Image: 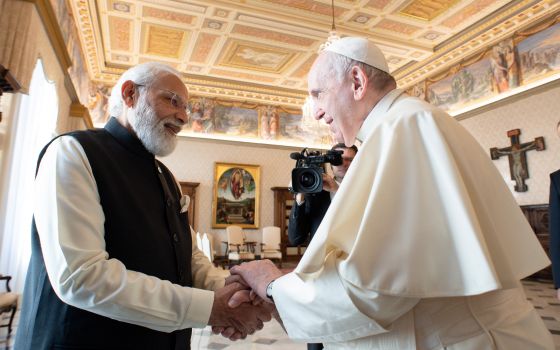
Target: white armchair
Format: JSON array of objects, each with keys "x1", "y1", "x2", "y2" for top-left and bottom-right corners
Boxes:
[
  {"x1": 261, "y1": 226, "x2": 282, "y2": 267},
  {"x1": 226, "y1": 225, "x2": 255, "y2": 265}
]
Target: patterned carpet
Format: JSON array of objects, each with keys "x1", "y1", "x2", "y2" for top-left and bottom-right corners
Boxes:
[{"x1": 2, "y1": 279, "x2": 560, "y2": 349}]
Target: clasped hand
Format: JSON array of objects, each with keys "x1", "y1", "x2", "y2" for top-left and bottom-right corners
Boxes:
[{"x1": 210, "y1": 260, "x2": 284, "y2": 341}]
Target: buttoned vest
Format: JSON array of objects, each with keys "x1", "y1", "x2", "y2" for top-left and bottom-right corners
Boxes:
[{"x1": 16, "y1": 118, "x2": 193, "y2": 350}]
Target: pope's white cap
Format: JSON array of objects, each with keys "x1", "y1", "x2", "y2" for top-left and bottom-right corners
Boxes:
[{"x1": 324, "y1": 37, "x2": 389, "y2": 74}]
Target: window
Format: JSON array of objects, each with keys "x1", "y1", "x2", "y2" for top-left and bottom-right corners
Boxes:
[{"x1": 0, "y1": 59, "x2": 58, "y2": 292}]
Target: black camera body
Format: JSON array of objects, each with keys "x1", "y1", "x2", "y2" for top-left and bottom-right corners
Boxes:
[{"x1": 290, "y1": 148, "x2": 343, "y2": 194}]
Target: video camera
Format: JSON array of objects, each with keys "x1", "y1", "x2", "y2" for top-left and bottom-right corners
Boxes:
[{"x1": 290, "y1": 148, "x2": 343, "y2": 194}]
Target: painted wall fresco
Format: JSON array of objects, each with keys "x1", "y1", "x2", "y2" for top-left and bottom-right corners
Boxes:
[
  {"x1": 421, "y1": 16, "x2": 560, "y2": 114},
  {"x1": 428, "y1": 57, "x2": 495, "y2": 110},
  {"x1": 183, "y1": 98, "x2": 331, "y2": 148},
  {"x1": 518, "y1": 21, "x2": 560, "y2": 85}
]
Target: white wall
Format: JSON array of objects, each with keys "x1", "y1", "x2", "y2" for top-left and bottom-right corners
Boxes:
[
  {"x1": 160, "y1": 138, "x2": 298, "y2": 254},
  {"x1": 460, "y1": 81, "x2": 560, "y2": 205}
]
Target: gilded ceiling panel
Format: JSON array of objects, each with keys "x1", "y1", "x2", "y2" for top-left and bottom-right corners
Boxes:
[
  {"x1": 366, "y1": 0, "x2": 392, "y2": 10},
  {"x1": 231, "y1": 25, "x2": 315, "y2": 46},
  {"x1": 68, "y1": 0, "x2": 558, "y2": 109},
  {"x1": 259, "y1": 0, "x2": 345, "y2": 16},
  {"x1": 142, "y1": 24, "x2": 188, "y2": 58},
  {"x1": 142, "y1": 6, "x2": 195, "y2": 25},
  {"x1": 210, "y1": 69, "x2": 277, "y2": 83},
  {"x1": 375, "y1": 19, "x2": 422, "y2": 35},
  {"x1": 111, "y1": 54, "x2": 130, "y2": 63},
  {"x1": 138, "y1": 57, "x2": 180, "y2": 70},
  {"x1": 290, "y1": 54, "x2": 317, "y2": 79},
  {"x1": 108, "y1": 16, "x2": 131, "y2": 51},
  {"x1": 190, "y1": 33, "x2": 219, "y2": 63},
  {"x1": 219, "y1": 40, "x2": 298, "y2": 73},
  {"x1": 441, "y1": 0, "x2": 496, "y2": 28},
  {"x1": 399, "y1": 0, "x2": 460, "y2": 21}
]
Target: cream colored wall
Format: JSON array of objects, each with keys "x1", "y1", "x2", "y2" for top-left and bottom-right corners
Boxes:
[
  {"x1": 460, "y1": 81, "x2": 560, "y2": 206},
  {"x1": 160, "y1": 138, "x2": 297, "y2": 255}
]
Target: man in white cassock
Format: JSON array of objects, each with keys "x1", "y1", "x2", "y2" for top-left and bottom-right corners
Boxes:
[{"x1": 226, "y1": 37, "x2": 554, "y2": 349}]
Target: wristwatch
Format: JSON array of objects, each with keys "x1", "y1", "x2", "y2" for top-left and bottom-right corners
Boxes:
[{"x1": 266, "y1": 280, "x2": 275, "y2": 301}]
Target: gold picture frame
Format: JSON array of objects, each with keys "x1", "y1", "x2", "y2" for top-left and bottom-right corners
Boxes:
[{"x1": 212, "y1": 162, "x2": 260, "y2": 229}]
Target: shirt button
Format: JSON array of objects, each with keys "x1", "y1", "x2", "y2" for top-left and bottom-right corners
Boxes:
[
  {"x1": 166, "y1": 198, "x2": 172, "y2": 207},
  {"x1": 173, "y1": 233, "x2": 179, "y2": 242}
]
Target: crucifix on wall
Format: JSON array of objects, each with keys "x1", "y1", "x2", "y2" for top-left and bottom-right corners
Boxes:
[{"x1": 490, "y1": 129, "x2": 545, "y2": 192}]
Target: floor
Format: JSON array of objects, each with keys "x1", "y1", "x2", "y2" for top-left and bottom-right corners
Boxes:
[{"x1": 1, "y1": 279, "x2": 560, "y2": 349}]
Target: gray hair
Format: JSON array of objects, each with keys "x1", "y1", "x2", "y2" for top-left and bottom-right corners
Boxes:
[
  {"x1": 108, "y1": 62, "x2": 182, "y2": 117},
  {"x1": 324, "y1": 51, "x2": 396, "y2": 91}
]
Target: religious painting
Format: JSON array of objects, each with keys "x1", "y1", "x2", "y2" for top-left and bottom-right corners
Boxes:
[
  {"x1": 182, "y1": 98, "x2": 332, "y2": 149},
  {"x1": 489, "y1": 38, "x2": 519, "y2": 93},
  {"x1": 258, "y1": 105, "x2": 279, "y2": 140},
  {"x1": 219, "y1": 39, "x2": 296, "y2": 73},
  {"x1": 212, "y1": 163, "x2": 260, "y2": 229},
  {"x1": 280, "y1": 111, "x2": 332, "y2": 147},
  {"x1": 426, "y1": 58, "x2": 494, "y2": 111},
  {"x1": 185, "y1": 98, "x2": 259, "y2": 137},
  {"x1": 517, "y1": 21, "x2": 560, "y2": 85},
  {"x1": 406, "y1": 81, "x2": 426, "y2": 100}
]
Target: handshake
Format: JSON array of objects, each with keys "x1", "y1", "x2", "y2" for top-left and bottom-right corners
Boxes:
[{"x1": 208, "y1": 259, "x2": 285, "y2": 340}]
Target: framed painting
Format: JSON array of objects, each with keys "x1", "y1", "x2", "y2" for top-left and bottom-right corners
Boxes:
[{"x1": 212, "y1": 162, "x2": 260, "y2": 229}]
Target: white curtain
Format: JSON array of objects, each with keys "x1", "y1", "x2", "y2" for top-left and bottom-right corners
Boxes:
[{"x1": 0, "y1": 59, "x2": 58, "y2": 292}]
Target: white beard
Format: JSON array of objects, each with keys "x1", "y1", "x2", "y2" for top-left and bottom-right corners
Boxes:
[{"x1": 128, "y1": 95, "x2": 178, "y2": 156}]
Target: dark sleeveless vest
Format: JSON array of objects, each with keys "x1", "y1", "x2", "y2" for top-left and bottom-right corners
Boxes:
[{"x1": 15, "y1": 118, "x2": 193, "y2": 350}]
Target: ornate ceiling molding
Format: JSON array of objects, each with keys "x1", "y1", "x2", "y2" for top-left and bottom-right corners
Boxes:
[{"x1": 395, "y1": 0, "x2": 559, "y2": 87}]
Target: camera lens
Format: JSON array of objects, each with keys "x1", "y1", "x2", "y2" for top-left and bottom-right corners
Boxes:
[
  {"x1": 292, "y1": 168, "x2": 322, "y2": 193},
  {"x1": 300, "y1": 172, "x2": 316, "y2": 187}
]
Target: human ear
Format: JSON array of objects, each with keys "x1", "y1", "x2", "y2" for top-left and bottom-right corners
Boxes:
[
  {"x1": 121, "y1": 80, "x2": 137, "y2": 108},
  {"x1": 350, "y1": 66, "x2": 368, "y2": 100}
]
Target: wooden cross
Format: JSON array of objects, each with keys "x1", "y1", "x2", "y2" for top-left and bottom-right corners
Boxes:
[{"x1": 490, "y1": 129, "x2": 545, "y2": 192}]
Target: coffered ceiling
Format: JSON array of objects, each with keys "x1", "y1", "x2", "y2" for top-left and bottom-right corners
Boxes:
[{"x1": 70, "y1": 0, "x2": 560, "y2": 108}]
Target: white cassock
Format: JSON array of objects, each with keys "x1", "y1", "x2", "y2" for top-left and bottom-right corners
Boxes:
[{"x1": 272, "y1": 89, "x2": 553, "y2": 349}]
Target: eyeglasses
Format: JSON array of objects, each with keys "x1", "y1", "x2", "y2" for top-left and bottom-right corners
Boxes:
[{"x1": 135, "y1": 83, "x2": 188, "y2": 113}]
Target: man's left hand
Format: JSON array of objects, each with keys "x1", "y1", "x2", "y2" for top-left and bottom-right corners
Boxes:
[{"x1": 229, "y1": 260, "x2": 284, "y2": 302}]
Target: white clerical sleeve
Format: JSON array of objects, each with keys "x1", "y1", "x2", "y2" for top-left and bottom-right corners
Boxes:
[
  {"x1": 34, "y1": 136, "x2": 214, "y2": 332},
  {"x1": 272, "y1": 251, "x2": 419, "y2": 343}
]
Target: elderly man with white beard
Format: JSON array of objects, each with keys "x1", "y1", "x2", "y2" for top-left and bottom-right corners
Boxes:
[{"x1": 15, "y1": 62, "x2": 272, "y2": 350}]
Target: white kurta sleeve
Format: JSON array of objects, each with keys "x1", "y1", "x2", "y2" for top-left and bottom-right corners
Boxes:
[
  {"x1": 272, "y1": 251, "x2": 419, "y2": 343},
  {"x1": 34, "y1": 136, "x2": 214, "y2": 332},
  {"x1": 190, "y1": 227, "x2": 228, "y2": 291}
]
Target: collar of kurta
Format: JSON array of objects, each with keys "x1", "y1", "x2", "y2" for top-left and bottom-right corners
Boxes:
[
  {"x1": 356, "y1": 89, "x2": 405, "y2": 143},
  {"x1": 105, "y1": 117, "x2": 155, "y2": 160}
]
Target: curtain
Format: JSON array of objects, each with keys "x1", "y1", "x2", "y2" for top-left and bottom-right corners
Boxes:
[
  {"x1": 0, "y1": 0, "x2": 40, "y2": 93},
  {"x1": 0, "y1": 59, "x2": 58, "y2": 292}
]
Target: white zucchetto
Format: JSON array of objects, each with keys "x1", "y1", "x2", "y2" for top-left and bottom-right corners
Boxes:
[{"x1": 324, "y1": 37, "x2": 390, "y2": 74}]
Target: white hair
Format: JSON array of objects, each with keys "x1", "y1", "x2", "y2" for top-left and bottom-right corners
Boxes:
[{"x1": 108, "y1": 62, "x2": 181, "y2": 118}]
